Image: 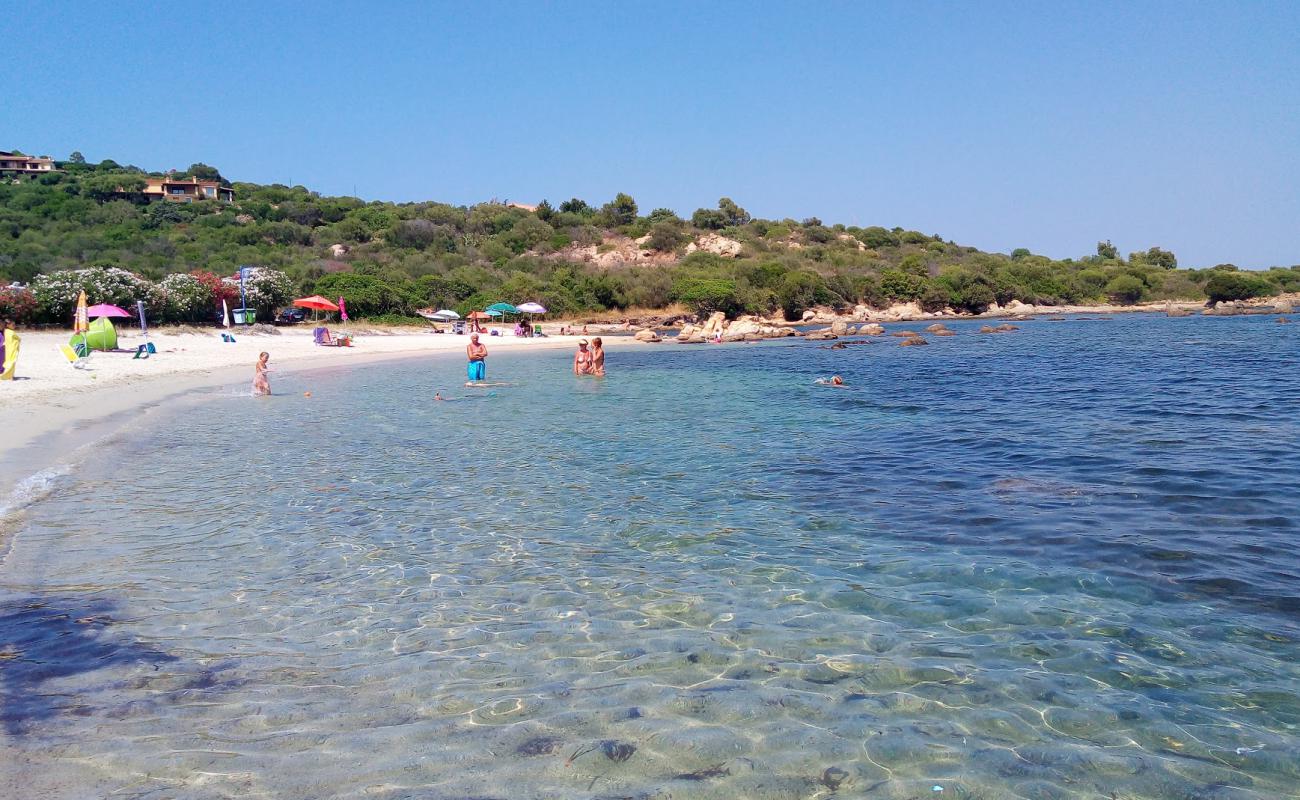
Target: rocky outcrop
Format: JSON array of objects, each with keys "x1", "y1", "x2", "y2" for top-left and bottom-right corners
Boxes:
[
  {"x1": 979, "y1": 324, "x2": 1021, "y2": 333},
  {"x1": 699, "y1": 312, "x2": 727, "y2": 339},
  {"x1": 859, "y1": 323, "x2": 884, "y2": 336},
  {"x1": 899, "y1": 336, "x2": 928, "y2": 346},
  {"x1": 684, "y1": 233, "x2": 743, "y2": 258},
  {"x1": 805, "y1": 330, "x2": 838, "y2": 341},
  {"x1": 328, "y1": 243, "x2": 350, "y2": 258},
  {"x1": 890, "y1": 330, "x2": 920, "y2": 338},
  {"x1": 1275, "y1": 298, "x2": 1294, "y2": 313},
  {"x1": 830, "y1": 320, "x2": 849, "y2": 336},
  {"x1": 634, "y1": 329, "x2": 662, "y2": 342}
]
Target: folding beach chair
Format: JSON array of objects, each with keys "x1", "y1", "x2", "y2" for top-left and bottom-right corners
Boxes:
[{"x1": 60, "y1": 344, "x2": 90, "y2": 369}]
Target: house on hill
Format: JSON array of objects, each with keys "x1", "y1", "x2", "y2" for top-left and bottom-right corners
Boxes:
[
  {"x1": 142, "y1": 176, "x2": 234, "y2": 203},
  {"x1": 0, "y1": 152, "x2": 57, "y2": 178}
]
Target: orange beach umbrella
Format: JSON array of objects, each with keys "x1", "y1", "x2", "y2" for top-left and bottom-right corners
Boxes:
[{"x1": 293, "y1": 295, "x2": 340, "y2": 311}]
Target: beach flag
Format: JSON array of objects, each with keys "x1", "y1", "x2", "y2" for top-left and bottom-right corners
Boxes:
[
  {"x1": 339, "y1": 297, "x2": 348, "y2": 322},
  {"x1": 136, "y1": 300, "x2": 149, "y2": 337},
  {"x1": 73, "y1": 290, "x2": 90, "y2": 334},
  {"x1": 222, "y1": 298, "x2": 231, "y2": 328}
]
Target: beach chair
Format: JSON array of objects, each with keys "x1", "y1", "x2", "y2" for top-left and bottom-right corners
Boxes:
[{"x1": 60, "y1": 344, "x2": 89, "y2": 369}]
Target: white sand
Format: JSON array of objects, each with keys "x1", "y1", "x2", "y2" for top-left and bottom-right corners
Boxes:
[{"x1": 0, "y1": 324, "x2": 624, "y2": 455}]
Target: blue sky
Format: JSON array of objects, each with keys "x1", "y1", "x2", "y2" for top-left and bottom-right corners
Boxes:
[{"x1": 4, "y1": 1, "x2": 1297, "y2": 268}]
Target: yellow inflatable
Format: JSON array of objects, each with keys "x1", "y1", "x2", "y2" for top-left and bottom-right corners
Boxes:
[{"x1": 0, "y1": 328, "x2": 20, "y2": 380}]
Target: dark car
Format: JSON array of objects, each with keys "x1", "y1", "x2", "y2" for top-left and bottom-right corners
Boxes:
[{"x1": 276, "y1": 308, "x2": 306, "y2": 325}]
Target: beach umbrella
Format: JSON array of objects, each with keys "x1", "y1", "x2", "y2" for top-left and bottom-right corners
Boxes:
[
  {"x1": 293, "y1": 295, "x2": 340, "y2": 311},
  {"x1": 222, "y1": 298, "x2": 231, "y2": 328},
  {"x1": 516, "y1": 302, "x2": 547, "y2": 314},
  {"x1": 86, "y1": 303, "x2": 132, "y2": 318},
  {"x1": 338, "y1": 297, "x2": 349, "y2": 322},
  {"x1": 466, "y1": 311, "x2": 493, "y2": 319},
  {"x1": 73, "y1": 290, "x2": 90, "y2": 334},
  {"x1": 433, "y1": 309, "x2": 460, "y2": 320},
  {"x1": 485, "y1": 309, "x2": 502, "y2": 317},
  {"x1": 486, "y1": 302, "x2": 518, "y2": 315}
]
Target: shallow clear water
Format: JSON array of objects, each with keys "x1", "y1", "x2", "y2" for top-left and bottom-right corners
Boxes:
[{"x1": 2, "y1": 315, "x2": 1298, "y2": 800}]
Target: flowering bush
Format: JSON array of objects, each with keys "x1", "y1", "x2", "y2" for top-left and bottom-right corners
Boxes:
[
  {"x1": 30, "y1": 267, "x2": 159, "y2": 323},
  {"x1": 222, "y1": 267, "x2": 294, "y2": 318},
  {"x1": 0, "y1": 286, "x2": 37, "y2": 325},
  {"x1": 25, "y1": 266, "x2": 292, "y2": 325},
  {"x1": 159, "y1": 274, "x2": 212, "y2": 324}
]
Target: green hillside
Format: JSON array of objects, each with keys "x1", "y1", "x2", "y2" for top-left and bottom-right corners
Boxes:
[{"x1": 2, "y1": 154, "x2": 1297, "y2": 324}]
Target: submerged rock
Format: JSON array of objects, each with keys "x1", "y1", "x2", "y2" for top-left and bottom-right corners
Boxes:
[
  {"x1": 890, "y1": 330, "x2": 919, "y2": 338},
  {"x1": 899, "y1": 336, "x2": 929, "y2": 346}
]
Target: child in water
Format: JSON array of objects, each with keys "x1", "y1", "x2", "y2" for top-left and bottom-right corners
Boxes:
[{"x1": 252, "y1": 352, "x2": 271, "y2": 395}]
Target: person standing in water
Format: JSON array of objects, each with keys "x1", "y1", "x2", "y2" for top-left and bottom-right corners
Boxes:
[
  {"x1": 252, "y1": 352, "x2": 271, "y2": 395},
  {"x1": 590, "y1": 337, "x2": 605, "y2": 376},
  {"x1": 466, "y1": 333, "x2": 487, "y2": 383},
  {"x1": 573, "y1": 339, "x2": 593, "y2": 375}
]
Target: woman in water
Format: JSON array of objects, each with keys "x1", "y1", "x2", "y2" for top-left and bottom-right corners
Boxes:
[
  {"x1": 590, "y1": 337, "x2": 605, "y2": 376},
  {"x1": 252, "y1": 352, "x2": 271, "y2": 396},
  {"x1": 573, "y1": 340, "x2": 593, "y2": 375}
]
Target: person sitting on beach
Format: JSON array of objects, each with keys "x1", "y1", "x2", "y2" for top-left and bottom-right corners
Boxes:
[
  {"x1": 252, "y1": 352, "x2": 271, "y2": 396},
  {"x1": 590, "y1": 337, "x2": 605, "y2": 377},
  {"x1": 466, "y1": 333, "x2": 488, "y2": 383},
  {"x1": 573, "y1": 339, "x2": 593, "y2": 375}
]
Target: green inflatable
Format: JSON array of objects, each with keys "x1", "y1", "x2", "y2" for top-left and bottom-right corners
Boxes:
[{"x1": 71, "y1": 317, "x2": 118, "y2": 352}]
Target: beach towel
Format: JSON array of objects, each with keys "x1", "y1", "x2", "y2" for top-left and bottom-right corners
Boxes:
[{"x1": 0, "y1": 329, "x2": 20, "y2": 380}]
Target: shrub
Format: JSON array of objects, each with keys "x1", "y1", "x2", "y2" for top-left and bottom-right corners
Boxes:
[
  {"x1": 645, "y1": 219, "x2": 690, "y2": 252},
  {"x1": 672, "y1": 277, "x2": 745, "y2": 317},
  {"x1": 312, "y1": 272, "x2": 418, "y2": 317},
  {"x1": 0, "y1": 286, "x2": 37, "y2": 324},
  {"x1": 878, "y1": 270, "x2": 926, "y2": 302},
  {"x1": 159, "y1": 273, "x2": 215, "y2": 324},
  {"x1": 1204, "y1": 271, "x2": 1274, "y2": 304},
  {"x1": 30, "y1": 267, "x2": 158, "y2": 323},
  {"x1": 1105, "y1": 274, "x2": 1146, "y2": 305}
]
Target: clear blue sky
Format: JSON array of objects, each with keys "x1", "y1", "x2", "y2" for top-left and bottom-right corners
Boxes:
[{"x1": 4, "y1": 1, "x2": 1297, "y2": 268}]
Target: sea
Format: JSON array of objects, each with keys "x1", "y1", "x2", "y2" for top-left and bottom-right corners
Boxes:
[{"x1": 1, "y1": 314, "x2": 1297, "y2": 800}]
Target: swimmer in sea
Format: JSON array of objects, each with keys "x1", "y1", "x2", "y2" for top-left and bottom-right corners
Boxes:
[{"x1": 815, "y1": 375, "x2": 846, "y2": 387}]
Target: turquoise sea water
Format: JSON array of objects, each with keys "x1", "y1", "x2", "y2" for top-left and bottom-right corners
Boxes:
[{"x1": 2, "y1": 315, "x2": 1298, "y2": 799}]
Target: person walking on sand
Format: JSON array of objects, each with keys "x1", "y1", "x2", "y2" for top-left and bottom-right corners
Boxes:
[
  {"x1": 466, "y1": 333, "x2": 487, "y2": 384},
  {"x1": 590, "y1": 337, "x2": 605, "y2": 376},
  {"x1": 0, "y1": 320, "x2": 20, "y2": 381},
  {"x1": 573, "y1": 339, "x2": 593, "y2": 375},
  {"x1": 252, "y1": 352, "x2": 271, "y2": 396}
]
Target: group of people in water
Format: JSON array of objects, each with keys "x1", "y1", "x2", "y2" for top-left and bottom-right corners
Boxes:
[{"x1": 463, "y1": 332, "x2": 605, "y2": 385}]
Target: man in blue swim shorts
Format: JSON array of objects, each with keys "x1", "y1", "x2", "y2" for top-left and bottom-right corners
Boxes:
[{"x1": 466, "y1": 333, "x2": 487, "y2": 383}]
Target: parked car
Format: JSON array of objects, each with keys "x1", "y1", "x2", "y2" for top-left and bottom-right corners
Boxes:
[{"x1": 276, "y1": 307, "x2": 306, "y2": 325}]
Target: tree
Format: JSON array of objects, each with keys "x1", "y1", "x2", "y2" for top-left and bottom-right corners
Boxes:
[
  {"x1": 559, "y1": 198, "x2": 590, "y2": 214},
  {"x1": 691, "y1": 208, "x2": 727, "y2": 230},
  {"x1": 535, "y1": 199, "x2": 554, "y2": 221},
  {"x1": 1011, "y1": 248, "x2": 1032, "y2": 260},
  {"x1": 600, "y1": 192, "x2": 637, "y2": 226},
  {"x1": 718, "y1": 197, "x2": 750, "y2": 227},
  {"x1": 1131, "y1": 246, "x2": 1177, "y2": 269},
  {"x1": 68, "y1": 151, "x2": 86, "y2": 164},
  {"x1": 188, "y1": 162, "x2": 225, "y2": 183},
  {"x1": 1096, "y1": 240, "x2": 1118, "y2": 260}
]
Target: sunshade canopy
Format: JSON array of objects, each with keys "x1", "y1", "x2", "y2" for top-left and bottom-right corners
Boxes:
[
  {"x1": 86, "y1": 303, "x2": 131, "y2": 318},
  {"x1": 466, "y1": 310, "x2": 493, "y2": 319},
  {"x1": 293, "y1": 295, "x2": 340, "y2": 311},
  {"x1": 516, "y1": 302, "x2": 547, "y2": 314}
]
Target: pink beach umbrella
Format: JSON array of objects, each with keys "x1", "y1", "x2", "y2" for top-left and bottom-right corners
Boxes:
[
  {"x1": 85, "y1": 303, "x2": 132, "y2": 318},
  {"x1": 339, "y1": 297, "x2": 348, "y2": 322}
]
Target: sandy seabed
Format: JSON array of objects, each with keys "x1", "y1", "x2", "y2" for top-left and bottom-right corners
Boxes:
[{"x1": 0, "y1": 324, "x2": 626, "y2": 474}]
